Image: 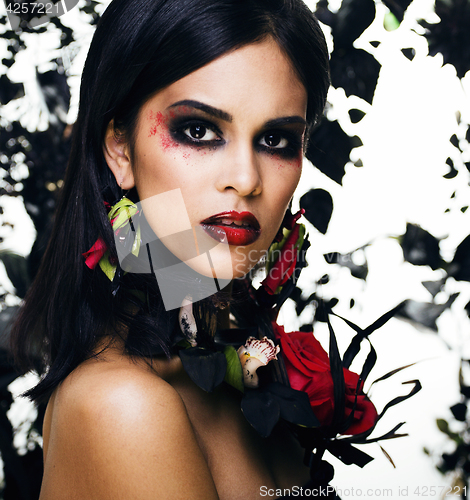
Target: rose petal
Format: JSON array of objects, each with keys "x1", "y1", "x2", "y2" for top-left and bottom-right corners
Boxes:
[{"x1": 82, "y1": 238, "x2": 107, "y2": 269}]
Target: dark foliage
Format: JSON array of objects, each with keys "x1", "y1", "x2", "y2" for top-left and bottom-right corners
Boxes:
[
  {"x1": 449, "y1": 235, "x2": 470, "y2": 282},
  {"x1": 306, "y1": 119, "x2": 362, "y2": 185},
  {"x1": 418, "y1": 0, "x2": 470, "y2": 78},
  {"x1": 317, "y1": 0, "x2": 381, "y2": 103},
  {"x1": 383, "y1": 0, "x2": 413, "y2": 21},
  {"x1": 432, "y1": 360, "x2": 470, "y2": 489},
  {"x1": 330, "y1": 48, "x2": 381, "y2": 104}
]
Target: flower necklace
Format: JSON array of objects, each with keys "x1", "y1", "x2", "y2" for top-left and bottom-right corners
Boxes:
[{"x1": 83, "y1": 198, "x2": 421, "y2": 486}]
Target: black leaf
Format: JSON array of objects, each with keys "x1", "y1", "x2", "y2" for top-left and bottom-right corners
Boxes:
[
  {"x1": 265, "y1": 382, "x2": 319, "y2": 428},
  {"x1": 441, "y1": 451, "x2": 459, "y2": 471},
  {"x1": 323, "y1": 248, "x2": 368, "y2": 280},
  {"x1": 465, "y1": 300, "x2": 470, "y2": 319},
  {"x1": 461, "y1": 385, "x2": 470, "y2": 399},
  {"x1": 314, "y1": 298, "x2": 339, "y2": 323},
  {"x1": 0, "y1": 251, "x2": 30, "y2": 299},
  {"x1": 397, "y1": 295, "x2": 459, "y2": 331},
  {"x1": 0, "y1": 74, "x2": 24, "y2": 105},
  {"x1": 450, "y1": 134, "x2": 460, "y2": 150},
  {"x1": 400, "y1": 223, "x2": 442, "y2": 270},
  {"x1": 450, "y1": 234, "x2": 470, "y2": 281},
  {"x1": 241, "y1": 389, "x2": 280, "y2": 437},
  {"x1": 179, "y1": 348, "x2": 226, "y2": 392},
  {"x1": 300, "y1": 189, "x2": 333, "y2": 234},
  {"x1": 309, "y1": 460, "x2": 335, "y2": 485},
  {"x1": 348, "y1": 109, "x2": 366, "y2": 123},
  {"x1": 340, "y1": 301, "x2": 406, "y2": 368},
  {"x1": 327, "y1": 441, "x2": 374, "y2": 467},
  {"x1": 332, "y1": 0, "x2": 376, "y2": 49},
  {"x1": 422, "y1": 278, "x2": 446, "y2": 298},
  {"x1": 314, "y1": 0, "x2": 335, "y2": 27},
  {"x1": 450, "y1": 402, "x2": 467, "y2": 421},
  {"x1": 401, "y1": 48, "x2": 416, "y2": 61},
  {"x1": 326, "y1": 316, "x2": 345, "y2": 427},
  {"x1": 330, "y1": 48, "x2": 381, "y2": 104},
  {"x1": 306, "y1": 119, "x2": 359, "y2": 184},
  {"x1": 443, "y1": 157, "x2": 458, "y2": 179}
]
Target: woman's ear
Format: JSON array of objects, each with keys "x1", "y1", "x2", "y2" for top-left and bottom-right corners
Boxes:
[{"x1": 103, "y1": 120, "x2": 135, "y2": 190}]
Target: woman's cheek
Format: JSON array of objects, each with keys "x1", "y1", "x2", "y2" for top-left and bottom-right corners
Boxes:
[{"x1": 160, "y1": 131, "x2": 180, "y2": 151}]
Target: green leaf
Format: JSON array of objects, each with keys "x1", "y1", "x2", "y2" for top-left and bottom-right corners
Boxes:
[
  {"x1": 108, "y1": 198, "x2": 138, "y2": 231},
  {"x1": 132, "y1": 222, "x2": 141, "y2": 257},
  {"x1": 265, "y1": 223, "x2": 305, "y2": 275},
  {"x1": 436, "y1": 418, "x2": 461, "y2": 442},
  {"x1": 384, "y1": 12, "x2": 400, "y2": 31},
  {"x1": 223, "y1": 346, "x2": 244, "y2": 393},
  {"x1": 98, "y1": 251, "x2": 117, "y2": 281}
]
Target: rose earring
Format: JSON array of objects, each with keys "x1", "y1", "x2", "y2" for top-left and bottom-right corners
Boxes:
[{"x1": 82, "y1": 185, "x2": 141, "y2": 282}]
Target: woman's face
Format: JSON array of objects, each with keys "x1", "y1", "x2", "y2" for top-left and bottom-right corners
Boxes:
[{"x1": 109, "y1": 37, "x2": 307, "y2": 280}]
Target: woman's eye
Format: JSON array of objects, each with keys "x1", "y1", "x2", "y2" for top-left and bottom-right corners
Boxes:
[
  {"x1": 259, "y1": 132, "x2": 289, "y2": 149},
  {"x1": 183, "y1": 124, "x2": 219, "y2": 142}
]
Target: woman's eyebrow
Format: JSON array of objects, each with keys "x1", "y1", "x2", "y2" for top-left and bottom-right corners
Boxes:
[
  {"x1": 167, "y1": 100, "x2": 306, "y2": 129},
  {"x1": 264, "y1": 116, "x2": 307, "y2": 128},
  {"x1": 167, "y1": 100, "x2": 233, "y2": 122}
]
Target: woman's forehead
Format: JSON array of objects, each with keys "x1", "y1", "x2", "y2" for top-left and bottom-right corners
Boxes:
[{"x1": 141, "y1": 38, "x2": 307, "y2": 124}]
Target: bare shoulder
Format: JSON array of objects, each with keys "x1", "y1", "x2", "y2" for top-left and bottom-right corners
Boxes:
[{"x1": 40, "y1": 352, "x2": 219, "y2": 500}]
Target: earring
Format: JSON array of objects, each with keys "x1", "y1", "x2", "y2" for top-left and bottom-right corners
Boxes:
[{"x1": 82, "y1": 195, "x2": 141, "y2": 282}]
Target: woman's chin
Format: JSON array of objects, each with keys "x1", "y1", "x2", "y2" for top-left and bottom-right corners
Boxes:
[{"x1": 181, "y1": 253, "x2": 259, "y2": 282}]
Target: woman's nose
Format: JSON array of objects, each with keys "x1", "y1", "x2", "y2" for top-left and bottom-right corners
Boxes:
[{"x1": 216, "y1": 141, "x2": 262, "y2": 197}]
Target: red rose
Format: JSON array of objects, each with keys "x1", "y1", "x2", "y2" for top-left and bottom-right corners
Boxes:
[
  {"x1": 273, "y1": 323, "x2": 378, "y2": 435},
  {"x1": 261, "y1": 224, "x2": 300, "y2": 295}
]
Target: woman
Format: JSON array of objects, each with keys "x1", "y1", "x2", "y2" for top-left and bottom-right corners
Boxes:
[{"x1": 10, "y1": 0, "x2": 339, "y2": 498}]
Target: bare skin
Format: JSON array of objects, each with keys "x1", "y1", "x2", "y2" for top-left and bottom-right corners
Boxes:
[{"x1": 40, "y1": 338, "x2": 310, "y2": 500}]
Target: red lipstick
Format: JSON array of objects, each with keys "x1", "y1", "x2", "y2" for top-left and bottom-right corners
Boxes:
[{"x1": 201, "y1": 211, "x2": 261, "y2": 246}]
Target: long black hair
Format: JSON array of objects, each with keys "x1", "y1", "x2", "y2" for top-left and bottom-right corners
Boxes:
[{"x1": 10, "y1": 0, "x2": 330, "y2": 403}]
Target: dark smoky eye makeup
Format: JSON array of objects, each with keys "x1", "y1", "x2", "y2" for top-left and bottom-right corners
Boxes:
[
  {"x1": 256, "y1": 129, "x2": 303, "y2": 159},
  {"x1": 167, "y1": 115, "x2": 225, "y2": 147}
]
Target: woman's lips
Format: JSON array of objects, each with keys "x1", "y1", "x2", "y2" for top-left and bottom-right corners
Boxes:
[{"x1": 201, "y1": 211, "x2": 261, "y2": 246}]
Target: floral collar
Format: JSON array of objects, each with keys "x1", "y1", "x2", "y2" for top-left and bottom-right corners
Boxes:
[
  {"x1": 175, "y1": 220, "x2": 421, "y2": 484},
  {"x1": 83, "y1": 198, "x2": 421, "y2": 483}
]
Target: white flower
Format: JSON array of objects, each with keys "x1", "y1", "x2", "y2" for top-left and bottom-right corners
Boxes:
[
  {"x1": 178, "y1": 297, "x2": 197, "y2": 347},
  {"x1": 237, "y1": 336, "x2": 280, "y2": 388}
]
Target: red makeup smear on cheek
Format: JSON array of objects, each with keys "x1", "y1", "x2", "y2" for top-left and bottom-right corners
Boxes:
[
  {"x1": 286, "y1": 151, "x2": 303, "y2": 169},
  {"x1": 291, "y1": 154, "x2": 302, "y2": 169},
  {"x1": 277, "y1": 155, "x2": 302, "y2": 170},
  {"x1": 147, "y1": 110, "x2": 166, "y2": 138},
  {"x1": 160, "y1": 131, "x2": 179, "y2": 151}
]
